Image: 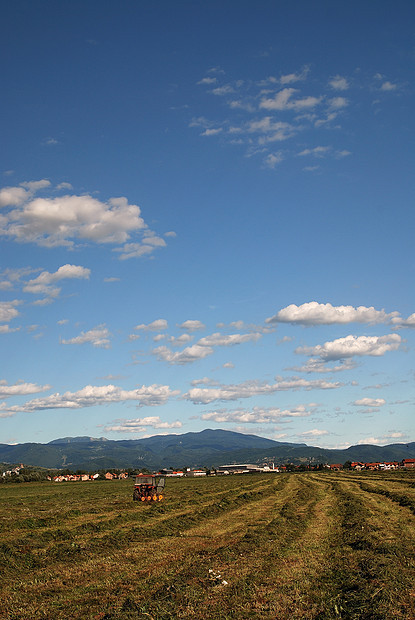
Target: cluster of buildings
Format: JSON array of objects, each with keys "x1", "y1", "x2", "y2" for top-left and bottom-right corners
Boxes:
[
  {"x1": 349, "y1": 458, "x2": 415, "y2": 471},
  {"x1": 52, "y1": 471, "x2": 129, "y2": 482},
  {"x1": 1, "y1": 463, "x2": 24, "y2": 477}
]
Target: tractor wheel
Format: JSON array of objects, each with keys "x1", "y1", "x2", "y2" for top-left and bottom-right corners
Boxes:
[
  {"x1": 158, "y1": 494, "x2": 163, "y2": 501},
  {"x1": 141, "y1": 497, "x2": 146, "y2": 502}
]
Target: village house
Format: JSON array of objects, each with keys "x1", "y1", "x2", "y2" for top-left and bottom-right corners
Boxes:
[{"x1": 185, "y1": 469, "x2": 206, "y2": 477}]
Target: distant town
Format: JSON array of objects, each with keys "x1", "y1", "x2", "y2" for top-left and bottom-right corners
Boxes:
[{"x1": 2, "y1": 458, "x2": 415, "y2": 483}]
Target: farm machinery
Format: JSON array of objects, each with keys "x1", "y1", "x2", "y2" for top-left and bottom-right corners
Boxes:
[{"x1": 133, "y1": 474, "x2": 165, "y2": 502}]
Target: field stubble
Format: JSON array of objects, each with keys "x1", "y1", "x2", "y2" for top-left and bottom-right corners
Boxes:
[{"x1": 1, "y1": 471, "x2": 414, "y2": 619}]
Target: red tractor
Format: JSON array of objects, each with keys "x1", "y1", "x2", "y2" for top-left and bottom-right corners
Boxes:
[{"x1": 133, "y1": 474, "x2": 165, "y2": 502}]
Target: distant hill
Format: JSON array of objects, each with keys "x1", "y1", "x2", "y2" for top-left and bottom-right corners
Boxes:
[{"x1": 0, "y1": 429, "x2": 414, "y2": 471}]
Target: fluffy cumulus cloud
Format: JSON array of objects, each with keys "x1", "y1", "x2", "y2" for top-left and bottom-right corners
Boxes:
[
  {"x1": 266, "y1": 302, "x2": 398, "y2": 326},
  {"x1": 0, "y1": 383, "x2": 179, "y2": 417},
  {"x1": 167, "y1": 334, "x2": 194, "y2": 347},
  {"x1": 391, "y1": 313, "x2": 415, "y2": 329},
  {"x1": 153, "y1": 344, "x2": 214, "y2": 365},
  {"x1": 104, "y1": 416, "x2": 182, "y2": 433},
  {"x1": 0, "y1": 380, "x2": 51, "y2": 399},
  {"x1": 0, "y1": 300, "x2": 21, "y2": 323},
  {"x1": 0, "y1": 325, "x2": 20, "y2": 334},
  {"x1": 296, "y1": 334, "x2": 401, "y2": 361},
  {"x1": 184, "y1": 377, "x2": 341, "y2": 404},
  {"x1": 23, "y1": 264, "x2": 90, "y2": 298},
  {"x1": 201, "y1": 403, "x2": 316, "y2": 424},
  {"x1": 0, "y1": 181, "x2": 169, "y2": 258},
  {"x1": 328, "y1": 75, "x2": 349, "y2": 90},
  {"x1": 179, "y1": 320, "x2": 206, "y2": 332},
  {"x1": 60, "y1": 325, "x2": 112, "y2": 348},
  {"x1": 352, "y1": 398, "x2": 386, "y2": 408},
  {"x1": 134, "y1": 319, "x2": 168, "y2": 332}
]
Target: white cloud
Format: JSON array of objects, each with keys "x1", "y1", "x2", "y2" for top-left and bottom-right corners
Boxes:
[
  {"x1": 190, "y1": 377, "x2": 218, "y2": 386},
  {"x1": 20, "y1": 180, "x2": 51, "y2": 192},
  {"x1": 0, "y1": 325, "x2": 20, "y2": 334},
  {"x1": 115, "y1": 235, "x2": 167, "y2": 260},
  {"x1": 266, "y1": 302, "x2": 398, "y2": 326},
  {"x1": 303, "y1": 166, "x2": 320, "y2": 172},
  {"x1": 260, "y1": 88, "x2": 322, "y2": 112},
  {"x1": 288, "y1": 358, "x2": 357, "y2": 373},
  {"x1": 23, "y1": 264, "x2": 90, "y2": 297},
  {"x1": 357, "y1": 437, "x2": 383, "y2": 445},
  {"x1": 223, "y1": 362, "x2": 234, "y2": 369},
  {"x1": 391, "y1": 313, "x2": 415, "y2": 329},
  {"x1": 56, "y1": 182, "x2": 73, "y2": 190},
  {"x1": 0, "y1": 182, "x2": 167, "y2": 259},
  {"x1": 381, "y1": 81, "x2": 397, "y2": 91},
  {"x1": 197, "y1": 77, "x2": 217, "y2": 85},
  {"x1": 179, "y1": 319, "x2": 206, "y2": 332},
  {"x1": 184, "y1": 377, "x2": 341, "y2": 404},
  {"x1": 0, "y1": 381, "x2": 51, "y2": 398},
  {"x1": 197, "y1": 332, "x2": 261, "y2": 347},
  {"x1": 352, "y1": 398, "x2": 386, "y2": 408},
  {"x1": 201, "y1": 403, "x2": 316, "y2": 424},
  {"x1": 134, "y1": 319, "x2": 168, "y2": 332},
  {"x1": 60, "y1": 324, "x2": 111, "y2": 348},
  {"x1": 280, "y1": 67, "x2": 310, "y2": 85},
  {"x1": 383, "y1": 431, "x2": 405, "y2": 440},
  {"x1": 328, "y1": 75, "x2": 349, "y2": 91},
  {"x1": 0, "y1": 186, "x2": 29, "y2": 207},
  {"x1": 168, "y1": 334, "x2": 193, "y2": 347},
  {"x1": 211, "y1": 84, "x2": 235, "y2": 96},
  {"x1": 328, "y1": 97, "x2": 348, "y2": 109},
  {"x1": 357, "y1": 431, "x2": 407, "y2": 446},
  {"x1": 298, "y1": 146, "x2": 331, "y2": 158},
  {"x1": 201, "y1": 128, "x2": 222, "y2": 136},
  {"x1": 264, "y1": 152, "x2": 284, "y2": 168},
  {"x1": 336, "y1": 150, "x2": 352, "y2": 158},
  {"x1": 0, "y1": 383, "x2": 179, "y2": 417},
  {"x1": 298, "y1": 428, "x2": 329, "y2": 437},
  {"x1": 104, "y1": 416, "x2": 182, "y2": 433},
  {"x1": 247, "y1": 118, "x2": 295, "y2": 142},
  {"x1": 153, "y1": 344, "x2": 214, "y2": 365},
  {"x1": 0, "y1": 300, "x2": 21, "y2": 323},
  {"x1": 153, "y1": 334, "x2": 166, "y2": 343},
  {"x1": 296, "y1": 334, "x2": 401, "y2": 361},
  {"x1": 43, "y1": 137, "x2": 59, "y2": 146}
]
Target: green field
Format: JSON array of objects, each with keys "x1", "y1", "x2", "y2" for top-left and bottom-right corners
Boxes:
[{"x1": 1, "y1": 472, "x2": 415, "y2": 619}]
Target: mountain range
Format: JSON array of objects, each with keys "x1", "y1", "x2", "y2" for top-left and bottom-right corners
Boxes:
[{"x1": 1, "y1": 429, "x2": 415, "y2": 471}]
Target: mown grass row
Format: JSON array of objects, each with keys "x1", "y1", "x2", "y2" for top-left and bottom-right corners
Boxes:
[{"x1": 316, "y1": 477, "x2": 415, "y2": 619}]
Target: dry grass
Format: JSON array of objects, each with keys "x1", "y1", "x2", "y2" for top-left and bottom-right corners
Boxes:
[{"x1": 1, "y1": 471, "x2": 415, "y2": 619}]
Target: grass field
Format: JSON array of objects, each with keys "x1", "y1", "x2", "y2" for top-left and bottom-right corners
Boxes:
[{"x1": 1, "y1": 471, "x2": 415, "y2": 619}]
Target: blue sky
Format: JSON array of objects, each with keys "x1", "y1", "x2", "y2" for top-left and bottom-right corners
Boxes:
[{"x1": 0, "y1": 0, "x2": 414, "y2": 449}]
